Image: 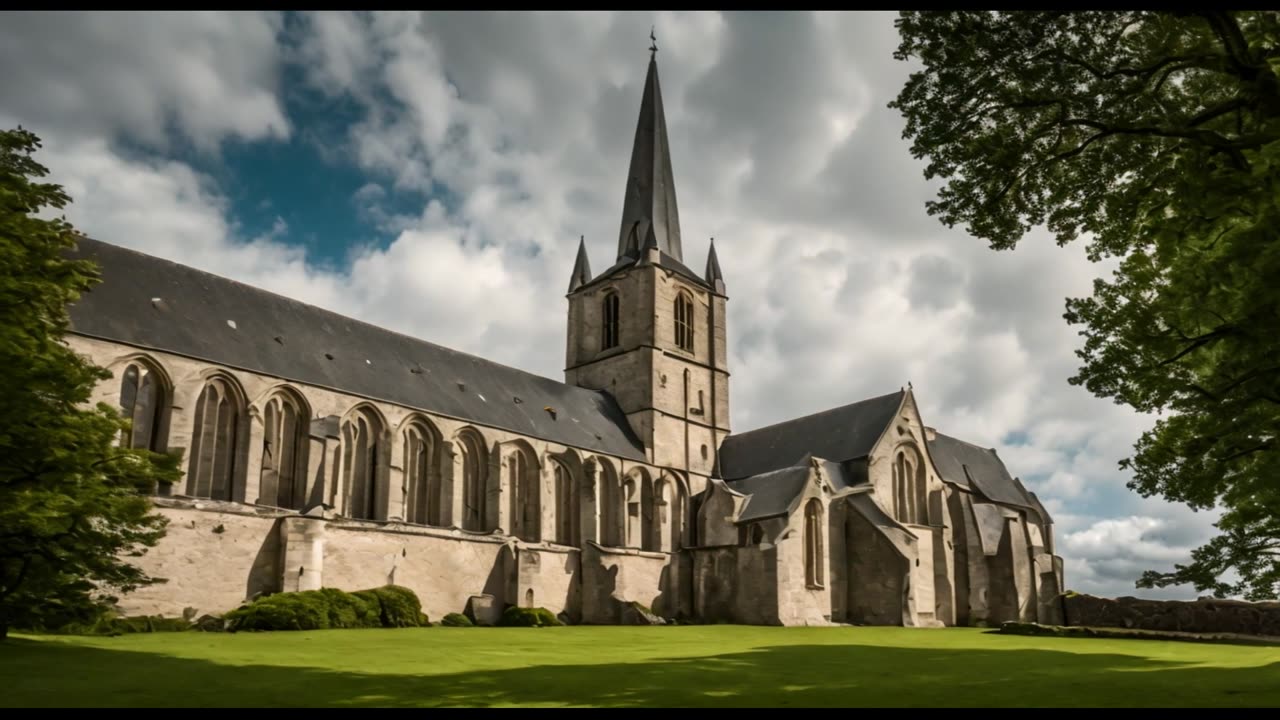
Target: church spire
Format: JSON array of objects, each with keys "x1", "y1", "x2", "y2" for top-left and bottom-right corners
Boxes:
[
  {"x1": 567, "y1": 235, "x2": 592, "y2": 293},
  {"x1": 617, "y1": 37, "x2": 682, "y2": 263},
  {"x1": 705, "y1": 237, "x2": 725, "y2": 294}
]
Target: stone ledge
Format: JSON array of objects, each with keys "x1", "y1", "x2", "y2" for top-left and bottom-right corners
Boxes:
[
  {"x1": 999, "y1": 621, "x2": 1280, "y2": 647},
  {"x1": 326, "y1": 521, "x2": 511, "y2": 544},
  {"x1": 586, "y1": 541, "x2": 671, "y2": 560},
  {"x1": 152, "y1": 496, "x2": 295, "y2": 519}
]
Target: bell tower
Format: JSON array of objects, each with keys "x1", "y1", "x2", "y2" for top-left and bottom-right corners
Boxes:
[{"x1": 564, "y1": 43, "x2": 730, "y2": 489}]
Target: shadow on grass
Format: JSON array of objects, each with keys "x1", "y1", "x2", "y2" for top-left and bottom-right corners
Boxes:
[{"x1": 2, "y1": 636, "x2": 1277, "y2": 708}]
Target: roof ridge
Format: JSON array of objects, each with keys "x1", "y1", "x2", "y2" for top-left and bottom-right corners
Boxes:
[
  {"x1": 731, "y1": 390, "x2": 904, "y2": 438},
  {"x1": 72, "y1": 236, "x2": 606, "y2": 401},
  {"x1": 931, "y1": 430, "x2": 998, "y2": 453}
]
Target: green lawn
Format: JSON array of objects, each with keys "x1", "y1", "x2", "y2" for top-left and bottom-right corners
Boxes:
[{"x1": 3, "y1": 626, "x2": 1278, "y2": 707}]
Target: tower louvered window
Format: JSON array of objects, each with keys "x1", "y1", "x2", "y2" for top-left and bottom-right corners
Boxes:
[
  {"x1": 602, "y1": 292, "x2": 620, "y2": 349},
  {"x1": 675, "y1": 292, "x2": 694, "y2": 351}
]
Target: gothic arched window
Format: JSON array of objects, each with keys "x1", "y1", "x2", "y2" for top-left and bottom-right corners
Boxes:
[
  {"x1": 187, "y1": 375, "x2": 245, "y2": 501},
  {"x1": 804, "y1": 498, "x2": 824, "y2": 588},
  {"x1": 341, "y1": 407, "x2": 384, "y2": 520},
  {"x1": 260, "y1": 389, "x2": 309, "y2": 510},
  {"x1": 118, "y1": 359, "x2": 170, "y2": 454},
  {"x1": 458, "y1": 429, "x2": 489, "y2": 531},
  {"x1": 554, "y1": 460, "x2": 579, "y2": 546},
  {"x1": 403, "y1": 418, "x2": 443, "y2": 525},
  {"x1": 674, "y1": 292, "x2": 694, "y2": 351},
  {"x1": 602, "y1": 291, "x2": 620, "y2": 350},
  {"x1": 508, "y1": 446, "x2": 539, "y2": 542}
]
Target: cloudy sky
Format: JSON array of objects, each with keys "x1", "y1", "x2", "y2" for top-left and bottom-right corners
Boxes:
[{"x1": 1, "y1": 11, "x2": 1223, "y2": 599}]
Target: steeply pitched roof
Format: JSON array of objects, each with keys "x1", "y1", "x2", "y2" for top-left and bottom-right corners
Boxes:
[
  {"x1": 927, "y1": 432, "x2": 1033, "y2": 509},
  {"x1": 704, "y1": 239, "x2": 725, "y2": 294},
  {"x1": 727, "y1": 465, "x2": 811, "y2": 522},
  {"x1": 66, "y1": 237, "x2": 646, "y2": 461},
  {"x1": 717, "y1": 391, "x2": 905, "y2": 480},
  {"x1": 567, "y1": 236, "x2": 592, "y2": 293},
  {"x1": 617, "y1": 56, "x2": 682, "y2": 263}
]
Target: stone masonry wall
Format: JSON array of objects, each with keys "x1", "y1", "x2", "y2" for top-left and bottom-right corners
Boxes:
[
  {"x1": 1063, "y1": 593, "x2": 1280, "y2": 636},
  {"x1": 513, "y1": 546, "x2": 581, "y2": 621},
  {"x1": 579, "y1": 543, "x2": 677, "y2": 623},
  {"x1": 320, "y1": 522, "x2": 511, "y2": 621},
  {"x1": 116, "y1": 501, "x2": 286, "y2": 618},
  {"x1": 691, "y1": 545, "x2": 778, "y2": 625}
]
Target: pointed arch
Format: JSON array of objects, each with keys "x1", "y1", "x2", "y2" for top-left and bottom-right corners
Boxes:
[
  {"x1": 805, "y1": 498, "x2": 824, "y2": 588},
  {"x1": 503, "y1": 439, "x2": 539, "y2": 541},
  {"x1": 674, "y1": 290, "x2": 694, "y2": 351},
  {"x1": 115, "y1": 355, "x2": 172, "y2": 454},
  {"x1": 891, "y1": 443, "x2": 927, "y2": 525},
  {"x1": 401, "y1": 415, "x2": 444, "y2": 526},
  {"x1": 622, "y1": 468, "x2": 646, "y2": 548},
  {"x1": 187, "y1": 373, "x2": 248, "y2": 502},
  {"x1": 258, "y1": 386, "x2": 310, "y2": 510},
  {"x1": 656, "y1": 471, "x2": 689, "y2": 551},
  {"x1": 456, "y1": 427, "x2": 490, "y2": 532},
  {"x1": 552, "y1": 457, "x2": 579, "y2": 546},
  {"x1": 602, "y1": 290, "x2": 620, "y2": 349},
  {"x1": 340, "y1": 404, "x2": 387, "y2": 520},
  {"x1": 597, "y1": 459, "x2": 624, "y2": 547},
  {"x1": 625, "y1": 467, "x2": 658, "y2": 551}
]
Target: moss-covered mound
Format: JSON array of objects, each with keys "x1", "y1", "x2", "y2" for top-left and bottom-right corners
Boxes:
[{"x1": 498, "y1": 606, "x2": 563, "y2": 627}]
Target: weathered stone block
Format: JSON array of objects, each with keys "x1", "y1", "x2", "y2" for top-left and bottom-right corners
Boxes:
[{"x1": 466, "y1": 594, "x2": 503, "y2": 627}]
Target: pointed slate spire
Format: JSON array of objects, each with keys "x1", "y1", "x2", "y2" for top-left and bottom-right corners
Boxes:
[
  {"x1": 704, "y1": 237, "x2": 725, "y2": 294},
  {"x1": 616, "y1": 48, "x2": 682, "y2": 262},
  {"x1": 568, "y1": 236, "x2": 592, "y2": 293}
]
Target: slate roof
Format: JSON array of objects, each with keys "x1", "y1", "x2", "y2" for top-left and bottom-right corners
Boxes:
[
  {"x1": 727, "y1": 465, "x2": 811, "y2": 523},
  {"x1": 65, "y1": 237, "x2": 647, "y2": 461},
  {"x1": 927, "y1": 432, "x2": 1034, "y2": 510},
  {"x1": 616, "y1": 55, "x2": 683, "y2": 262},
  {"x1": 717, "y1": 391, "x2": 905, "y2": 480}
]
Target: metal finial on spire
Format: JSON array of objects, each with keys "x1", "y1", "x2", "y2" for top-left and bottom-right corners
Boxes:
[{"x1": 650, "y1": 26, "x2": 657, "y2": 58}]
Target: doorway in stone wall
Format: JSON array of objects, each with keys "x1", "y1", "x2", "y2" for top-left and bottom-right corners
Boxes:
[{"x1": 525, "y1": 588, "x2": 534, "y2": 607}]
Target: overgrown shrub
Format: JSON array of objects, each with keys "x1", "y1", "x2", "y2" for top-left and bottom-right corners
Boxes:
[
  {"x1": 224, "y1": 585, "x2": 427, "y2": 632},
  {"x1": 364, "y1": 585, "x2": 426, "y2": 628},
  {"x1": 441, "y1": 612, "x2": 474, "y2": 627},
  {"x1": 225, "y1": 590, "x2": 334, "y2": 631},
  {"x1": 498, "y1": 606, "x2": 563, "y2": 627}
]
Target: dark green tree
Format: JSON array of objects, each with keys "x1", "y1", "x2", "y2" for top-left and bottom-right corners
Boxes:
[
  {"x1": 891, "y1": 11, "x2": 1280, "y2": 599},
  {"x1": 0, "y1": 127, "x2": 177, "y2": 639}
]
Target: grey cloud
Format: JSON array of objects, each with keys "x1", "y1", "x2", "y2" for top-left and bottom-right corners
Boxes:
[
  {"x1": 0, "y1": 11, "x2": 289, "y2": 150},
  {"x1": 906, "y1": 254, "x2": 966, "y2": 310}
]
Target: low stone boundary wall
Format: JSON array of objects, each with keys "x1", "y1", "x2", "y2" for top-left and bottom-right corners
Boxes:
[
  {"x1": 1062, "y1": 593, "x2": 1280, "y2": 636},
  {"x1": 1000, "y1": 621, "x2": 1280, "y2": 646}
]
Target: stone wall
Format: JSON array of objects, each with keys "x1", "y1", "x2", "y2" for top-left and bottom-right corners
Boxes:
[
  {"x1": 579, "y1": 543, "x2": 679, "y2": 623},
  {"x1": 845, "y1": 507, "x2": 908, "y2": 625},
  {"x1": 691, "y1": 545, "x2": 778, "y2": 625},
  {"x1": 116, "y1": 501, "x2": 286, "y2": 618},
  {"x1": 320, "y1": 522, "x2": 511, "y2": 620},
  {"x1": 513, "y1": 546, "x2": 581, "y2": 621},
  {"x1": 1063, "y1": 593, "x2": 1280, "y2": 636}
]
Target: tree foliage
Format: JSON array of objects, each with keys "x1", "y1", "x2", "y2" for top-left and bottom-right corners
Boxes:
[
  {"x1": 0, "y1": 127, "x2": 178, "y2": 638},
  {"x1": 890, "y1": 11, "x2": 1280, "y2": 599}
]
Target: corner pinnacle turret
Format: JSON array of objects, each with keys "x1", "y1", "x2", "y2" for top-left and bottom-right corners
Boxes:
[{"x1": 568, "y1": 236, "x2": 592, "y2": 293}]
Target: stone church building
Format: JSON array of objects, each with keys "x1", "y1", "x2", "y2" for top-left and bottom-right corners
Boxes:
[{"x1": 64, "y1": 53, "x2": 1064, "y2": 627}]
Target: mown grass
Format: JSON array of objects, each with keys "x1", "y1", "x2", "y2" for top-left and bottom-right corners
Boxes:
[{"x1": 3, "y1": 625, "x2": 1278, "y2": 707}]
